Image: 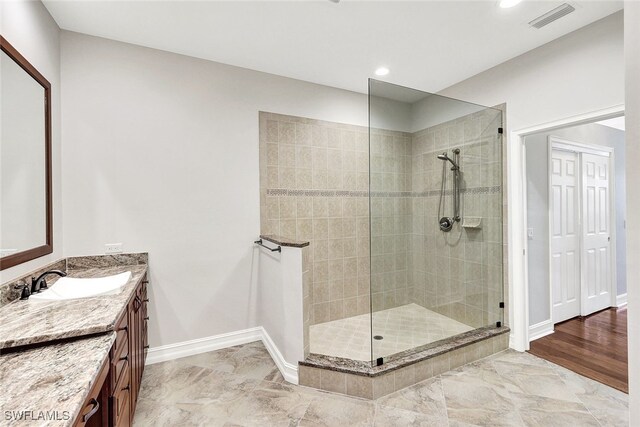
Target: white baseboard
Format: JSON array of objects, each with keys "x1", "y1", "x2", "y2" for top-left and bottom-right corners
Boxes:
[
  {"x1": 146, "y1": 327, "x2": 262, "y2": 365},
  {"x1": 145, "y1": 326, "x2": 299, "y2": 384},
  {"x1": 616, "y1": 293, "x2": 628, "y2": 307},
  {"x1": 529, "y1": 319, "x2": 554, "y2": 342},
  {"x1": 260, "y1": 327, "x2": 299, "y2": 384}
]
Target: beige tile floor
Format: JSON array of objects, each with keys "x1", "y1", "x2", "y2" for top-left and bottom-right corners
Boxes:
[
  {"x1": 134, "y1": 341, "x2": 628, "y2": 427},
  {"x1": 310, "y1": 303, "x2": 474, "y2": 361}
]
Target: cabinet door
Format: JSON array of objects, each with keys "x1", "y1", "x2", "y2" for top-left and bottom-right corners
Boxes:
[
  {"x1": 75, "y1": 358, "x2": 109, "y2": 427},
  {"x1": 128, "y1": 296, "x2": 138, "y2": 418},
  {"x1": 142, "y1": 278, "x2": 149, "y2": 369},
  {"x1": 138, "y1": 291, "x2": 144, "y2": 386},
  {"x1": 112, "y1": 361, "x2": 131, "y2": 427},
  {"x1": 121, "y1": 275, "x2": 149, "y2": 424}
]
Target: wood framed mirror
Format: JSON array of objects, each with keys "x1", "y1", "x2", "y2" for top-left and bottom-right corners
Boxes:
[{"x1": 0, "y1": 36, "x2": 52, "y2": 270}]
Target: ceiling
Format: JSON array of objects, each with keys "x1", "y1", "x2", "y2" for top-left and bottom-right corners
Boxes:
[{"x1": 43, "y1": 0, "x2": 623, "y2": 94}]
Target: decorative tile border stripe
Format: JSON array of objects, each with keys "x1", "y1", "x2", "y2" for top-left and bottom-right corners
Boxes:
[
  {"x1": 461, "y1": 185, "x2": 502, "y2": 195},
  {"x1": 266, "y1": 189, "x2": 370, "y2": 197},
  {"x1": 265, "y1": 186, "x2": 501, "y2": 198}
]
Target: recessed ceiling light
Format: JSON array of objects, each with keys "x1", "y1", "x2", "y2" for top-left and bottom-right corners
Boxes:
[
  {"x1": 375, "y1": 67, "x2": 390, "y2": 76},
  {"x1": 499, "y1": 0, "x2": 522, "y2": 8}
]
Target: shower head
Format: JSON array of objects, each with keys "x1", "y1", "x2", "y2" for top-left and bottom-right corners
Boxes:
[{"x1": 437, "y1": 152, "x2": 459, "y2": 169}]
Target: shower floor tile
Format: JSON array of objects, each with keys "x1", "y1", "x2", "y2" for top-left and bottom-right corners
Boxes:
[{"x1": 309, "y1": 303, "x2": 474, "y2": 361}]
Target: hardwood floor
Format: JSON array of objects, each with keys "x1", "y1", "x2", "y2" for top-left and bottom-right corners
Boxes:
[{"x1": 528, "y1": 307, "x2": 628, "y2": 393}]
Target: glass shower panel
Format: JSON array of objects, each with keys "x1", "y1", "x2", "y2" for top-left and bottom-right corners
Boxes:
[{"x1": 368, "y1": 79, "x2": 503, "y2": 364}]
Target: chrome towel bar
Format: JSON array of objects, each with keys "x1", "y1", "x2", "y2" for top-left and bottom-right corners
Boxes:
[{"x1": 254, "y1": 239, "x2": 281, "y2": 253}]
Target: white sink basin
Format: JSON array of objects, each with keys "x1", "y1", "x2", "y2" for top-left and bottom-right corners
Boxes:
[{"x1": 30, "y1": 272, "x2": 132, "y2": 301}]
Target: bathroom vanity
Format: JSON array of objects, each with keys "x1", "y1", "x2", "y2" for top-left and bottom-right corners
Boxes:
[
  {"x1": 0, "y1": 38, "x2": 150, "y2": 426},
  {"x1": 0, "y1": 254, "x2": 149, "y2": 427},
  {"x1": 111, "y1": 273, "x2": 149, "y2": 426}
]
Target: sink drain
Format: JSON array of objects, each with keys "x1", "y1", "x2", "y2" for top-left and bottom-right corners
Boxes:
[{"x1": 373, "y1": 335, "x2": 384, "y2": 340}]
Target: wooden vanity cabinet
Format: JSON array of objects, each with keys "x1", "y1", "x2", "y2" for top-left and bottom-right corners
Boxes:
[
  {"x1": 111, "y1": 308, "x2": 131, "y2": 427},
  {"x1": 74, "y1": 357, "x2": 110, "y2": 427},
  {"x1": 128, "y1": 283, "x2": 142, "y2": 418},
  {"x1": 108, "y1": 274, "x2": 149, "y2": 427}
]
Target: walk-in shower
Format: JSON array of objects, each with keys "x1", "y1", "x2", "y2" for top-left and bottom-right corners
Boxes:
[
  {"x1": 303, "y1": 81, "x2": 505, "y2": 363},
  {"x1": 365, "y1": 79, "x2": 504, "y2": 363},
  {"x1": 258, "y1": 79, "x2": 505, "y2": 372},
  {"x1": 257, "y1": 78, "x2": 507, "y2": 397},
  {"x1": 438, "y1": 148, "x2": 461, "y2": 232}
]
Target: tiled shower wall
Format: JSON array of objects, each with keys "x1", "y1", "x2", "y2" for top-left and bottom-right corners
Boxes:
[
  {"x1": 259, "y1": 112, "x2": 412, "y2": 325},
  {"x1": 259, "y1": 110, "x2": 504, "y2": 330},
  {"x1": 369, "y1": 132, "x2": 413, "y2": 313},
  {"x1": 408, "y1": 109, "x2": 503, "y2": 328}
]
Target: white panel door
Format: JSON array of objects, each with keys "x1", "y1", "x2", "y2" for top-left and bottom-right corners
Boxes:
[
  {"x1": 581, "y1": 153, "x2": 612, "y2": 315},
  {"x1": 551, "y1": 149, "x2": 581, "y2": 323}
]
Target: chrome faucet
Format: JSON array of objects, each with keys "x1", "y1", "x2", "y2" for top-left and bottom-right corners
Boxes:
[{"x1": 31, "y1": 270, "x2": 67, "y2": 293}]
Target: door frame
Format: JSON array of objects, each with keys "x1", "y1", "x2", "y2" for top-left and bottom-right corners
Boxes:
[
  {"x1": 509, "y1": 104, "x2": 624, "y2": 352},
  {"x1": 548, "y1": 137, "x2": 616, "y2": 324}
]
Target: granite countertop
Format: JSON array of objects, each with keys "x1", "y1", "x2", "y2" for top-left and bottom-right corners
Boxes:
[
  {"x1": 0, "y1": 333, "x2": 115, "y2": 426},
  {"x1": 0, "y1": 263, "x2": 147, "y2": 350},
  {"x1": 259, "y1": 234, "x2": 310, "y2": 248}
]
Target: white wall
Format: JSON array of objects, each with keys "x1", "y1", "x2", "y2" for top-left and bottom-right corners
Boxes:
[
  {"x1": 625, "y1": 1, "x2": 640, "y2": 422},
  {"x1": 369, "y1": 95, "x2": 413, "y2": 132},
  {"x1": 0, "y1": 0, "x2": 62, "y2": 282},
  {"x1": 437, "y1": 11, "x2": 624, "y2": 340},
  {"x1": 524, "y1": 123, "x2": 626, "y2": 326},
  {"x1": 256, "y1": 245, "x2": 304, "y2": 382},
  {"x1": 439, "y1": 11, "x2": 624, "y2": 134},
  {"x1": 410, "y1": 94, "x2": 489, "y2": 132},
  {"x1": 60, "y1": 31, "x2": 368, "y2": 348}
]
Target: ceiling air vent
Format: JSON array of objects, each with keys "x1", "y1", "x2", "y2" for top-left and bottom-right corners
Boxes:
[{"x1": 529, "y1": 3, "x2": 576, "y2": 29}]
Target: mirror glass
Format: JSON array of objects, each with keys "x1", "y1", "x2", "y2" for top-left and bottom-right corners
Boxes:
[{"x1": 0, "y1": 49, "x2": 47, "y2": 259}]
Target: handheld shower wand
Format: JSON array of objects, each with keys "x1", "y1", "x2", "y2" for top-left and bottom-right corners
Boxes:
[
  {"x1": 437, "y1": 152, "x2": 460, "y2": 170},
  {"x1": 437, "y1": 148, "x2": 461, "y2": 232}
]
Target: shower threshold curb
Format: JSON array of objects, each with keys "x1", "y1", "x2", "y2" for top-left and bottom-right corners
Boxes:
[
  {"x1": 300, "y1": 325, "x2": 510, "y2": 377},
  {"x1": 298, "y1": 326, "x2": 510, "y2": 399}
]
